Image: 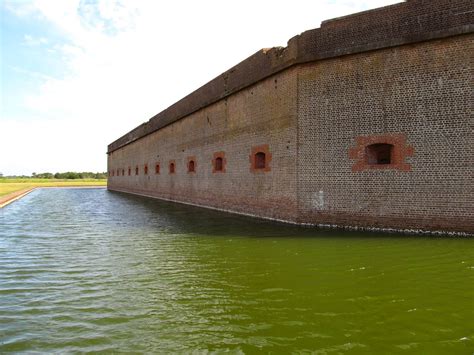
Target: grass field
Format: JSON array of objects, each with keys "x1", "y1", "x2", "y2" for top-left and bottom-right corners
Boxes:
[{"x1": 0, "y1": 179, "x2": 107, "y2": 197}]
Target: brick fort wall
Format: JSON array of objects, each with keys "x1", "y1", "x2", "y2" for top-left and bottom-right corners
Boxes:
[
  {"x1": 108, "y1": 0, "x2": 473, "y2": 234},
  {"x1": 297, "y1": 35, "x2": 473, "y2": 233},
  {"x1": 108, "y1": 69, "x2": 299, "y2": 222}
]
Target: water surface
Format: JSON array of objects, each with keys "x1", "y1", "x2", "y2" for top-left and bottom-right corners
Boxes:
[{"x1": 0, "y1": 188, "x2": 473, "y2": 353}]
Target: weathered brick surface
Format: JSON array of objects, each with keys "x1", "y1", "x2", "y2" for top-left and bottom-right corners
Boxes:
[
  {"x1": 108, "y1": 69, "x2": 299, "y2": 221},
  {"x1": 297, "y1": 35, "x2": 473, "y2": 233},
  {"x1": 108, "y1": 0, "x2": 473, "y2": 234}
]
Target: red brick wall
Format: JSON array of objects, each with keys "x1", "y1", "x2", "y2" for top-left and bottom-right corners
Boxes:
[
  {"x1": 108, "y1": 68, "x2": 299, "y2": 222},
  {"x1": 296, "y1": 35, "x2": 473, "y2": 233},
  {"x1": 108, "y1": 1, "x2": 473, "y2": 234}
]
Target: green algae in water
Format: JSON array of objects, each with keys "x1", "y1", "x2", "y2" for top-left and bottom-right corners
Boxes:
[{"x1": 0, "y1": 188, "x2": 473, "y2": 353}]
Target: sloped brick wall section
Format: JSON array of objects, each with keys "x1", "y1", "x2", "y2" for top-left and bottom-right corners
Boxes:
[{"x1": 108, "y1": 0, "x2": 474, "y2": 235}]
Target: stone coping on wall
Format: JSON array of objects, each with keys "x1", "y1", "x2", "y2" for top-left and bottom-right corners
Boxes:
[{"x1": 107, "y1": 0, "x2": 474, "y2": 154}]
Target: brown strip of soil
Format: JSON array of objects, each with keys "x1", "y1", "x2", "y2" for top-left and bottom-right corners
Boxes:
[{"x1": 0, "y1": 188, "x2": 36, "y2": 208}]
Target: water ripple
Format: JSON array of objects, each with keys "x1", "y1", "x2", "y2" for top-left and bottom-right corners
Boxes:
[{"x1": 0, "y1": 188, "x2": 473, "y2": 353}]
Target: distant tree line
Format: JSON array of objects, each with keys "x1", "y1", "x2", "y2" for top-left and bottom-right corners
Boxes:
[{"x1": 29, "y1": 172, "x2": 108, "y2": 179}]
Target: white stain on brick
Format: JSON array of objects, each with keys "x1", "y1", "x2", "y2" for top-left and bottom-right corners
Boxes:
[{"x1": 312, "y1": 190, "x2": 324, "y2": 210}]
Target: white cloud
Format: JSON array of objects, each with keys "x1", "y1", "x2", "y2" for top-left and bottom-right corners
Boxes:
[
  {"x1": 2, "y1": 0, "x2": 402, "y2": 175},
  {"x1": 9, "y1": 65, "x2": 55, "y2": 81},
  {"x1": 0, "y1": 119, "x2": 108, "y2": 175},
  {"x1": 23, "y1": 34, "x2": 48, "y2": 46}
]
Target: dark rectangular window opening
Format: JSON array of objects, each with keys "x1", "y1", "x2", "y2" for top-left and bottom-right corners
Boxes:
[
  {"x1": 215, "y1": 157, "x2": 223, "y2": 171},
  {"x1": 255, "y1": 152, "x2": 266, "y2": 169},
  {"x1": 366, "y1": 143, "x2": 393, "y2": 165}
]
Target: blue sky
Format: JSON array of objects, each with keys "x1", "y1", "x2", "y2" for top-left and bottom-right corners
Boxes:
[
  {"x1": 0, "y1": 0, "x2": 401, "y2": 176},
  {"x1": 2, "y1": 6, "x2": 66, "y2": 120}
]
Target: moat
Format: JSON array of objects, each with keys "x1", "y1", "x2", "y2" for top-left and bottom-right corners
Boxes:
[{"x1": 1, "y1": 188, "x2": 472, "y2": 353}]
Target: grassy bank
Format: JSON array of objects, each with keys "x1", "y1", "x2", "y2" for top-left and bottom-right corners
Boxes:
[{"x1": 0, "y1": 179, "x2": 107, "y2": 197}]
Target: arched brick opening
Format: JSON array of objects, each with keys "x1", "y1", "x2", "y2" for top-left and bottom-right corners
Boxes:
[
  {"x1": 128, "y1": 167, "x2": 131, "y2": 176},
  {"x1": 155, "y1": 163, "x2": 160, "y2": 174},
  {"x1": 250, "y1": 145, "x2": 271, "y2": 172},
  {"x1": 349, "y1": 134, "x2": 414, "y2": 171},
  {"x1": 188, "y1": 160, "x2": 195, "y2": 173},
  {"x1": 144, "y1": 164, "x2": 148, "y2": 175},
  {"x1": 169, "y1": 162, "x2": 175, "y2": 174},
  {"x1": 212, "y1": 152, "x2": 226, "y2": 173},
  {"x1": 135, "y1": 166, "x2": 139, "y2": 175}
]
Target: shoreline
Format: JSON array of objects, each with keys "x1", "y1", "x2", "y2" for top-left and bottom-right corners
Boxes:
[
  {"x1": 0, "y1": 188, "x2": 36, "y2": 208},
  {"x1": 0, "y1": 186, "x2": 106, "y2": 209}
]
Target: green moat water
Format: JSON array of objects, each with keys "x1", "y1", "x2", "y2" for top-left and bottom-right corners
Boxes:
[{"x1": 0, "y1": 188, "x2": 473, "y2": 353}]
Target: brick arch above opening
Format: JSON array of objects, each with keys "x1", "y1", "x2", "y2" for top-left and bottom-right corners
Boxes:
[
  {"x1": 349, "y1": 133, "x2": 414, "y2": 171},
  {"x1": 212, "y1": 152, "x2": 226, "y2": 173},
  {"x1": 187, "y1": 156, "x2": 197, "y2": 174},
  {"x1": 250, "y1": 144, "x2": 272, "y2": 173}
]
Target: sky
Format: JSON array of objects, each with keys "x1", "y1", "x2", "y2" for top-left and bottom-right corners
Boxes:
[{"x1": 0, "y1": 0, "x2": 402, "y2": 176}]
